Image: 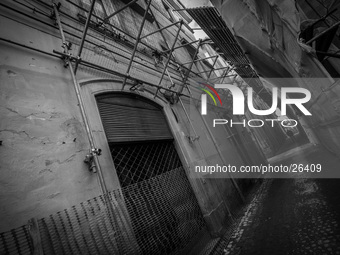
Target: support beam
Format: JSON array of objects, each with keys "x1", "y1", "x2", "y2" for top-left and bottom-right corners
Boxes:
[
  {"x1": 316, "y1": 50, "x2": 340, "y2": 59},
  {"x1": 154, "y1": 21, "x2": 183, "y2": 98},
  {"x1": 209, "y1": 73, "x2": 237, "y2": 82},
  {"x1": 180, "y1": 55, "x2": 219, "y2": 65},
  {"x1": 162, "y1": 39, "x2": 200, "y2": 54},
  {"x1": 52, "y1": 3, "x2": 109, "y2": 199},
  {"x1": 121, "y1": 0, "x2": 152, "y2": 90},
  {"x1": 140, "y1": 20, "x2": 182, "y2": 40},
  {"x1": 103, "y1": 0, "x2": 138, "y2": 22},
  {"x1": 74, "y1": 0, "x2": 96, "y2": 73},
  {"x1": 306, "y1": 20, "x2": 340, "y2": 45},
  {"x1": 207, "y1": 56, "x2": 219, "y2": 79},
  {"x1": 177, "y1": 39, "x2": 202, "y2": 94},
  {"x1": 196, "y1": 66, "x2": 229, "y2": 74}
]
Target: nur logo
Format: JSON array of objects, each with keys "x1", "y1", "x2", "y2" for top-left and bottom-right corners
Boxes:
[
  {"x1": 200, "y1": 83, "x2": 312, "y2": 116},
  {"x1": 199, "y1": 82, "x2": 222, "y2": 115}
]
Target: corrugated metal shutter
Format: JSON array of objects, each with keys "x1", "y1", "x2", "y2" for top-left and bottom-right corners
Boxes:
[{"x1": 96, "y1": 93, "x2": 173, "y2": 142}]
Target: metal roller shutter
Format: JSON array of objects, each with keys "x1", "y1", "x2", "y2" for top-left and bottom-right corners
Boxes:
[{"x1": 96, "y1": 93, "x2": 173, "y2": 142}]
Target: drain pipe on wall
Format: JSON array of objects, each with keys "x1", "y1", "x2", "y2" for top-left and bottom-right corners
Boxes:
[{"x1": 52, "y1": 3, "x2": 108, "y2": 196}]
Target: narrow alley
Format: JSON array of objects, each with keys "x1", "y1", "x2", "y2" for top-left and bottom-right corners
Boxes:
[{"x1": 212, "y1": 141, "x2": 340, "y2": 255}]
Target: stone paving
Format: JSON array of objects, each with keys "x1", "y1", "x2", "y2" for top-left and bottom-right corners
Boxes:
[{"x1": 219, "y1": 143, "x2": 340, "y2": 255}]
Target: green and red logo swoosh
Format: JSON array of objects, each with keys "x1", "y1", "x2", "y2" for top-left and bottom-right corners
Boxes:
[{"x1": 199, "y1": 82, "x2": 222, "y2": 106}]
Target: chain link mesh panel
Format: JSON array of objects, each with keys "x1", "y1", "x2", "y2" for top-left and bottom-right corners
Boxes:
[
  {"x1": 0, "y1": 167, "x2": 206, "y2": 254},
  {"x1": 110, "y1": 141, "x2": 182, "y2": 187}
]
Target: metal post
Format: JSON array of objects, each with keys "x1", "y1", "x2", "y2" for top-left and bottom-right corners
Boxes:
[
  {"x1": 154, "y1": 21, "x2": 183, "y2": 98},
  {"x1": 121, "y1": 0, "x2": 152, "y2": 90},
  {"x1": 140, "y1": 20, "x2": 182, "y2": 40},
  {"x1": 52, "y1": 3, "x2": 108, "y2": 195},
  {"x1": 177, "y1": 39, "x2": 202, "y2": 94},
  {"x1": 196, "y1": 66, "x2": 230, "y2": 74},
  {"x1": 316, "y1": 50, "x2": 340, "y2": 59},
  {"x1": 306, "y1": 20, "x2": 340, "y2": 45},
  {"x1": 162, "y1": 39, "x2": 200, "y2": 54},
  {"x1": 104, "y1": 0, "x2": 138, "y2": 22},
  {"x1": 180, "y1": 55, "x2": 219, "y2": 66},
  {"x1": 207, "y1": 56, "x2": 218, "y2": 79},
  {"x1": 74, "y1": 0, "x2": 96, "y2": 73}
]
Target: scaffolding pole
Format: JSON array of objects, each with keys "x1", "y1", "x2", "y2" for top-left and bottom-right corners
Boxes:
[
  {"x1": 196, "y1": 66, "x2": 230, "y2": 74},
  {"x1": 177, "y1": 39, "x2": 202, "y2": 94},
  {"x1": 306, "y1": 20, "x2": 340, "y2": 45},
  {"x1": 52, "y1": 2, "x2": 108, "y2": 195},
  {"x1": 207, "y1": 56, "x2": 219, "y2": 79},
  {"x1": 140, "y1": 20, "x2": 182, "y2": 40},
  {"x1": 103, "y1": 0, "x2": 138, "y2": 22},
  {"x1": 154, "y1": 21, "x2": 183, "y2": 98},
  {"x1": 121, "y1": 0, "x2": 152, "y2": 90},
  {"x1": 180, "y1": 55, "x2": 219, "y2": 66},
  {"x1": 162, "y1": 39, "x2": 200, "y2": 54},
  {"x1": 74, "y1": 0, "x2": 96, "y2": 73}
]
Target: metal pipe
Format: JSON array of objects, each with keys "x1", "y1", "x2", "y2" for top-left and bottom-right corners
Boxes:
[
  {"x1": 306, "y1": 20, "x2": 340, "y2": 45},
  {"x1": 177, "y1": 39, "x2": 202, "y2": 94},
  {"x1": 316, "y1": 50, "x2": 340, "y2": 58},
  {"x1": 196, "y1": 66, "x2": 230, "y2": 74},
  {"x1": 103, "y1": 0, "x2": 138, "y2": 22},
  {"x1": 53, "y1": 49, "x2": 190, "y2": 97},
  {"x1": 121, "y1": 0, "x2": 152, "y2": 90},
  {"x1": 154, "y1": 21, "x2": 183, "y2": 98},
  {"x1": 209, "y1": 74, "x2": 236, "y2": 82},
  {"x1": 74, "y1": 0, "x2": 96, "y2": 73},
  {"x1": 207, "y1": 56, "x2": 219, "y2": 79},
  {"x1": 179, "y1": 98, "x2": 199, "y2": 139},
  {"x1": 162, "y1": 39, "x2": 200, "y2": 53},
  {"x1": 52, "y1": 3, "x2": 108, "y2": 194},
  {"x1": 140, "y1": 20, "x2": 182, "y2": 40},
  {"x1": 180, "y1": 55, "x2": 219, "y2": 65}
]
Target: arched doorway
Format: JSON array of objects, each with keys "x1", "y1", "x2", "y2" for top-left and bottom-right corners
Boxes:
[{"x1": 96, "y1": 92, "x2": 205, "y2": 254}]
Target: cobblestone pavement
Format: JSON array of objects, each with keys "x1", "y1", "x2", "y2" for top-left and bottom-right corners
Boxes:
[{"x1": 220, "y1": 144, "x2": 340, "y2": 255}]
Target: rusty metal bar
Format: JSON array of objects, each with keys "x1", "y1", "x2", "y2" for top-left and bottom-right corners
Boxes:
[
  {"x1": 207, "y1": 56, "x2": 219, "y2": 79},
  {"x1": 306, "y1": 20, "x2": 340, "y2": 45},
  {"x1": 103, "y1": 0, "x2": 138, "y2": 22},
  {"x1": 74, "y1": 0, "x2": 96, "y2": 73},
  {"x1": 154, "y1": 21, "x2": 183, "y2": 98},
  {"x1": 140, "y1": 20, "x2": 182, "y2": 40},
  {"x1": 121, "y1": 0, "x2": 152, "y2": 90},
  {"x1": 162, "y1": 39, "x2": 200, "y2": 53}
]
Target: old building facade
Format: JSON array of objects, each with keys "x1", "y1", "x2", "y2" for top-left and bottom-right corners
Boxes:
[{"x1": 0, "y1": 0, "x2": 290, "y2": 253}]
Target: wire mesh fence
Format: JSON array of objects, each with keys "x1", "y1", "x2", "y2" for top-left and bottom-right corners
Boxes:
[{"x1": 0, "y1": 166, "x2": 206, "y2": 255}]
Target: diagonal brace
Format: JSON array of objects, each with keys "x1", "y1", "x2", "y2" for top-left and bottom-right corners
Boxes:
[
  {"x1": 122, "y1": 0, "x2": 152, "y2": 90},
  {"x1": 154, "y1": 21, "x2": 183, "y2": 98}
]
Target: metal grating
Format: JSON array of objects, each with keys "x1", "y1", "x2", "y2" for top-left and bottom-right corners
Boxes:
[{"x1": 110, "y1": 141, "x2": 182, "y2": 187}]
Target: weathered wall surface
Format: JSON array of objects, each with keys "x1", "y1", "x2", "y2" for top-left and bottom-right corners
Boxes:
[{"x1": 0, "y1": 0, "x2": 268, "y2": 235}]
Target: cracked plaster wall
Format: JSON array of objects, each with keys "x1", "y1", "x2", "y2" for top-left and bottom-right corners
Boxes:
[{"x1": 0, "y1": 42, "x2": 102, "y2": 232}]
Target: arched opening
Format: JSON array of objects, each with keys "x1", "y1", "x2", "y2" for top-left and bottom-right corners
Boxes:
[{"x1": 96, "y1": 92, "x2": 206, "y2": 254}]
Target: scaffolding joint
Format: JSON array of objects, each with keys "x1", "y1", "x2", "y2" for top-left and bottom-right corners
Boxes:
[{"x1": 84, "y1": 148, "x2": 102, "y2": 173}]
